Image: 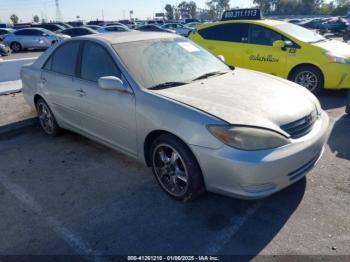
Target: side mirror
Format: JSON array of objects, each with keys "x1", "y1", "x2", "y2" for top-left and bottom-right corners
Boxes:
[
  {"x1": 98, "y1": 76, "x2": 128, "y2": 92},
  {"x1": 217, "y1": 55, "x2": 225, "y2": 62},
  {"x1": 273, "y1": 40, "x2": 285, "y2": 49}
]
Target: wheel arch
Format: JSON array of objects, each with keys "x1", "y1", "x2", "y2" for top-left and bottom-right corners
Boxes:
[
  {"x1": 34, "y1": 94, "x2": 44, "y2": 106},
  {"x1": 143, "y1": 130, "x2": 198, "y2": 168}
]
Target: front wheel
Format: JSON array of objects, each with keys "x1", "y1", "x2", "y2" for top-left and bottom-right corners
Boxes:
[
  {"x1": 290, "y1": 66, "x2": 324, "y2": 95},
  {"x1": 151, "y1": 134, "x2": 205, "y2": 201}
]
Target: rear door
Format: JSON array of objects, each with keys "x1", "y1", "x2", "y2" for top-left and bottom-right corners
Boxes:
[
  {"x1": 41, "y1": 41, "x2": 82, "y2": 129},
  {"x1": 196, "y1": 23, "x2": 249, "y2": 68}
]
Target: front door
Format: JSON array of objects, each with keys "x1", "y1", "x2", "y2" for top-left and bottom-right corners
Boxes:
[
  {"x1": 242, "y1": 24, "x2": 288, "y2": 77},
  {"x1": 73, "y1": 41, "x2": 137, "y2": 156}
]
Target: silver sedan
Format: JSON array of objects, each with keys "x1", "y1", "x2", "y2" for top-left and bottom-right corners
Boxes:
[
  {"x1": 3, "y1": 28, "x2": 70, "y2": 52},
  {"x1": 21, "y1": 32, "x2": 329, "y2": 201}
]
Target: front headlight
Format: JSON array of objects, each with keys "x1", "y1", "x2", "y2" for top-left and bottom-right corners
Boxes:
[
  {"x1": 207, "y1": 125, "x2": 290, "y2": 151},
  {"x1": 325, "y1": 52, "x2": 350, "y2": 64}
]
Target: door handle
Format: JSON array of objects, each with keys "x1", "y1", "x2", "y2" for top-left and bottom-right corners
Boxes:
[
  {"x1": 40, "y1": 77, "x2": 47, "y2": 84},
  {"x1": 75, "y1": 88, "x2": 86, "y2": 97}
]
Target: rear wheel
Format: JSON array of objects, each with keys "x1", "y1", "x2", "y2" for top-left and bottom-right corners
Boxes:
[
  {"x1": 10, "y1": 42, "x2": 22, "y2": 52},
  {"x1": 36, "y1": 98, "x2": 62, "y2": 136},
  {"x1": 151, "y1": 134, "x2": 205, "y2": 201},
  {"x1": 290, "y1": 65, "x2": 324, "y2": 95}
]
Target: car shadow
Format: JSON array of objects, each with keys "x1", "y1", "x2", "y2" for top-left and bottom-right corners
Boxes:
[
  {"x1": 318, "y1": 90, "x2": 348, "y2": 111},
  {"x1": 328, "y1": 114, "x2": 350, "y2": 161}
]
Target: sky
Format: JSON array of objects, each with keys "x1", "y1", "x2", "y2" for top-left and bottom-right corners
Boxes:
[{"x1": 0, "y1": 0, "x2": 254, "y2": 23}]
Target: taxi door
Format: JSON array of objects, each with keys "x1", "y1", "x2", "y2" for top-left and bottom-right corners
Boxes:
[{"x1": 242, "y1": 24, "x2": 288, "y2": 78}]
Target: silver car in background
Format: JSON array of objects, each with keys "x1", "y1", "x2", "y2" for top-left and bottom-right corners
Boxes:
[
  {"x1": 21, "y1": 32, "x2": 329, "y2": 201},
  {"x1": 3, "y1": 28, "x2": 70, "y2": 52},
  {"x1": 161, "y1": 23, "x2": 193, "y2": 36}
]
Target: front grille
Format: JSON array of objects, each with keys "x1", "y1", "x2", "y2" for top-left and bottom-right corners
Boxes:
[{"x1": 281, "y1": 110, "x2": 318, "y2": 139}]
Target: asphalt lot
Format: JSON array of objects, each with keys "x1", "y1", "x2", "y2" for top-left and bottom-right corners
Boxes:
[{"x1": 0, "y1": 92, "x2": 349, "y2": 258}]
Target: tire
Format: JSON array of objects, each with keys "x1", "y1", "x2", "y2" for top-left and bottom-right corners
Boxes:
[
  {"x1": 150, "y1": 134, "x2": 205, "y2": 202},
  {"x1": 10, "y1": 42, "x2": 22, "y2": 52},
  {"x1": 35, "y1": 98, "x2": 62, "y2": 136},
  {"x1": 289, "y1": 65, "x2": 324, "y2": 95}
]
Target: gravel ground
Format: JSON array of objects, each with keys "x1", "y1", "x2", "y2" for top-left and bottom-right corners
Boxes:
[
  {"x1": 0, "y1": 93, "x2": 36, "y2": 127},
  {"x1": 0, "y1": 92, "x2": 349, "y2": 258}
]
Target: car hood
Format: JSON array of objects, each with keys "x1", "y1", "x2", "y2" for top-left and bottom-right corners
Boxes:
[
  {"x1": 153, "y1": 68, "x2": 319, "y2": 134},
  {"x1": 313, "y1": 39, "x2": 350, "y2": 58}
]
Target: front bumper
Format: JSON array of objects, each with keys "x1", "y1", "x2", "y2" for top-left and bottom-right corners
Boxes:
[
  {"x1": 322, "y1": 63, "x2": 350, "y2": 90},
  {"x1": 190, "y1": 111, "x2": 330, "y2": 199}
]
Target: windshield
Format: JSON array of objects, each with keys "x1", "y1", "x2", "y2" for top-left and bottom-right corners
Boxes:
[
  {"x1": 113, "y1": 38, "x2": 229, "y2": 89},
  {"x1": 275, "y1": 23, "x2": 325, "y2": 43}
]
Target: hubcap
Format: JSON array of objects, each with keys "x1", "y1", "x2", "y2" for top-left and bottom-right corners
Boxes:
[
  {"x1": 152, "y1": 144, "x2": 189, "y2": 197},
  {"x1": 37, "y1": 103, "x2": 54, "y2": 134},
  {"x1": 12, "y1": 43, "x2": 20, "y2": 52},
  {"x1": 295, "y1": 71, "x2": 318, "y2": 92}
]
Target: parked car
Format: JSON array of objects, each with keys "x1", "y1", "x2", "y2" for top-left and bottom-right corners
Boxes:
[
  {"x1": 136, "y1": 24, "x2": 175, "y2": 33},
  {"x1": 97, "y1": 26, "x2": 131, "y2": 33},
  {"x1": 54, "y1": 22, "x2": 73, "y2": 29},
  {"x1": 190, "y1": 12, "x2": 350, "y2": 94},
  {"x1": 20, "y1": 32, "x2": 329, "y2": 201},
  {"x1": 319, "y1": 17, "x2": 349, "y2": 34},
  {"x1": 0, "y1": 23, "x2": 13, "y2": 28},
  {"x1": 67, "y1": 21, "x2": 84, "y2": 27},
  {"x1": 0, "y1": 43, "x2": 11, "y2": 56},
  {"x1": 85, "y1": 25, "x2": 102, "y2": 31},
  {"x1": 3, "y1": 28, "x2": 70, "y2": 52},
  {"x1": 104, "y1": 22, "x2": 128, "y2": 28},
  {"x1": 161, "y1": 23, "x2": 192, "y2": 36},
  {"x1": 60, "y1": 27, "x2": 97, "y2": 37},
  {"x1": 185, "y1": 22, "x2": 201, "y2": 29},
  {"x1": 87, "y1": 20, "x2": 105, "y2": 26},
  {"x1": 0, "y1": 28, "x2": 15, "y2": 41},
  {"x1": 33, "y1": 23, "x2": 66, "y2": 33}
]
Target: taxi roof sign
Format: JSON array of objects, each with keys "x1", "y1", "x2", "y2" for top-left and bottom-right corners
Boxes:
[{"x1": 221, "y1": 8, "x2": 263, "y2": 21}]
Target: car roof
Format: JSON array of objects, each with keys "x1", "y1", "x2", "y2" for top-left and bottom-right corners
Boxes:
[{"x1": 83, "y1": 31, "x2": 180, "y2": 44}]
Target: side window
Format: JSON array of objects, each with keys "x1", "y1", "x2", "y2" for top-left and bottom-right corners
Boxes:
[
  {"x1": 50, "y1": 41, "x2": 80, "y2": 76},
  {"x1": 198, "y1": 23, "x2": 249, "y2": 43},
  {"x1": 81, "y1": 42, "x2": 121, "y2": 82},
  {"x1": 15, "y1": 30, "x2": 30, "y2": 36},
  {"x1": 249, "y1": 25, "x2": 284, "y2": 46},
  {"x1": 43, "y1": 56, "x2": 53, "y2": 70}
]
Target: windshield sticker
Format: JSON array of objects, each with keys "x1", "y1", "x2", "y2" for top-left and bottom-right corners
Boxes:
[
  {"x1": 250, "y1": 54, "x2": 279, "y2": 63},
  {"x1": 178, "y1": 42, "x2": 200, "y2": 52}
]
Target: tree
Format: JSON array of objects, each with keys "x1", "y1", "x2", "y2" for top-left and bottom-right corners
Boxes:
[
  {"x1": 178, "y1": 1, "x2": 197, "y2": 18},
  {"x1": 33, "y1": 15, "x2": 39, "y2": 23},
  {"x1": 253, "y1": 0, "x2": 279, "y2": 14},
  {"x1": 10, "y1": 14, "x2": 19, "y2": 24},
  {"x1": 206, "y1": 0, "x2": 230, "y2": 20},
  {"x1": 165, "y1": 4, "x2": 174, "y2": 20}
]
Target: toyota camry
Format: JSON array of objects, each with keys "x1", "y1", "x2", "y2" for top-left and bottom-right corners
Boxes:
[{"x1": 21, "y1": 32, "x2": 329, "y2": 201}]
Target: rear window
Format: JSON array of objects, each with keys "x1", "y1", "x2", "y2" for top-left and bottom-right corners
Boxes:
[
  {"x1": 198, "y1": 23, "x2": 249, "y2": 43},
  {"x1": 50, "y1": 41, "x2": 80, "y2": 76}
]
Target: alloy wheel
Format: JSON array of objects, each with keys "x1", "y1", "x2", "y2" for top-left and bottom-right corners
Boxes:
[
  {"x1": 37, "y1": 102, "x2": 54, "y2": 135},
  {"x1": 295, "y1": 71, "x2": 318, "y2": 92},
  {"x1": 152, "y1": 144, "x2": 189, "y2": 197}
]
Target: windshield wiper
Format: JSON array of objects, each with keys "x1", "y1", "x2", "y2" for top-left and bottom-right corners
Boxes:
[
  {"x1": 310, "y1": 39, "x2": 327, "y2": 43},
  {"x1": 192, "y1": 71, "x2": 228, "y2": 81},
  {"x1": 149, "y1": 82, "x2": 189, "y2": 90}
]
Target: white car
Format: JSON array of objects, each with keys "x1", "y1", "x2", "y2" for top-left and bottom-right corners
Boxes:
[{"x1": 161, "y1": 23, "x2": 192, "y2": 36}]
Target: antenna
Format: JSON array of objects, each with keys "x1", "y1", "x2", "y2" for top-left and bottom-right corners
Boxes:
[{"x1": 55, "y1": 0, "x2": 63, "y2": 22}]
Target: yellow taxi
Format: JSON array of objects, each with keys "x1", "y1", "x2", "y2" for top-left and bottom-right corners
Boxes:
[{"x1": 189, "y1": 9, "x2": 350, "y2": 94}]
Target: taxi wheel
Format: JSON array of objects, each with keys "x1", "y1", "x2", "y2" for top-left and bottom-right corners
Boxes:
[{"x1": 290, "y1": 66, "x2": 324, "y2": 95}]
